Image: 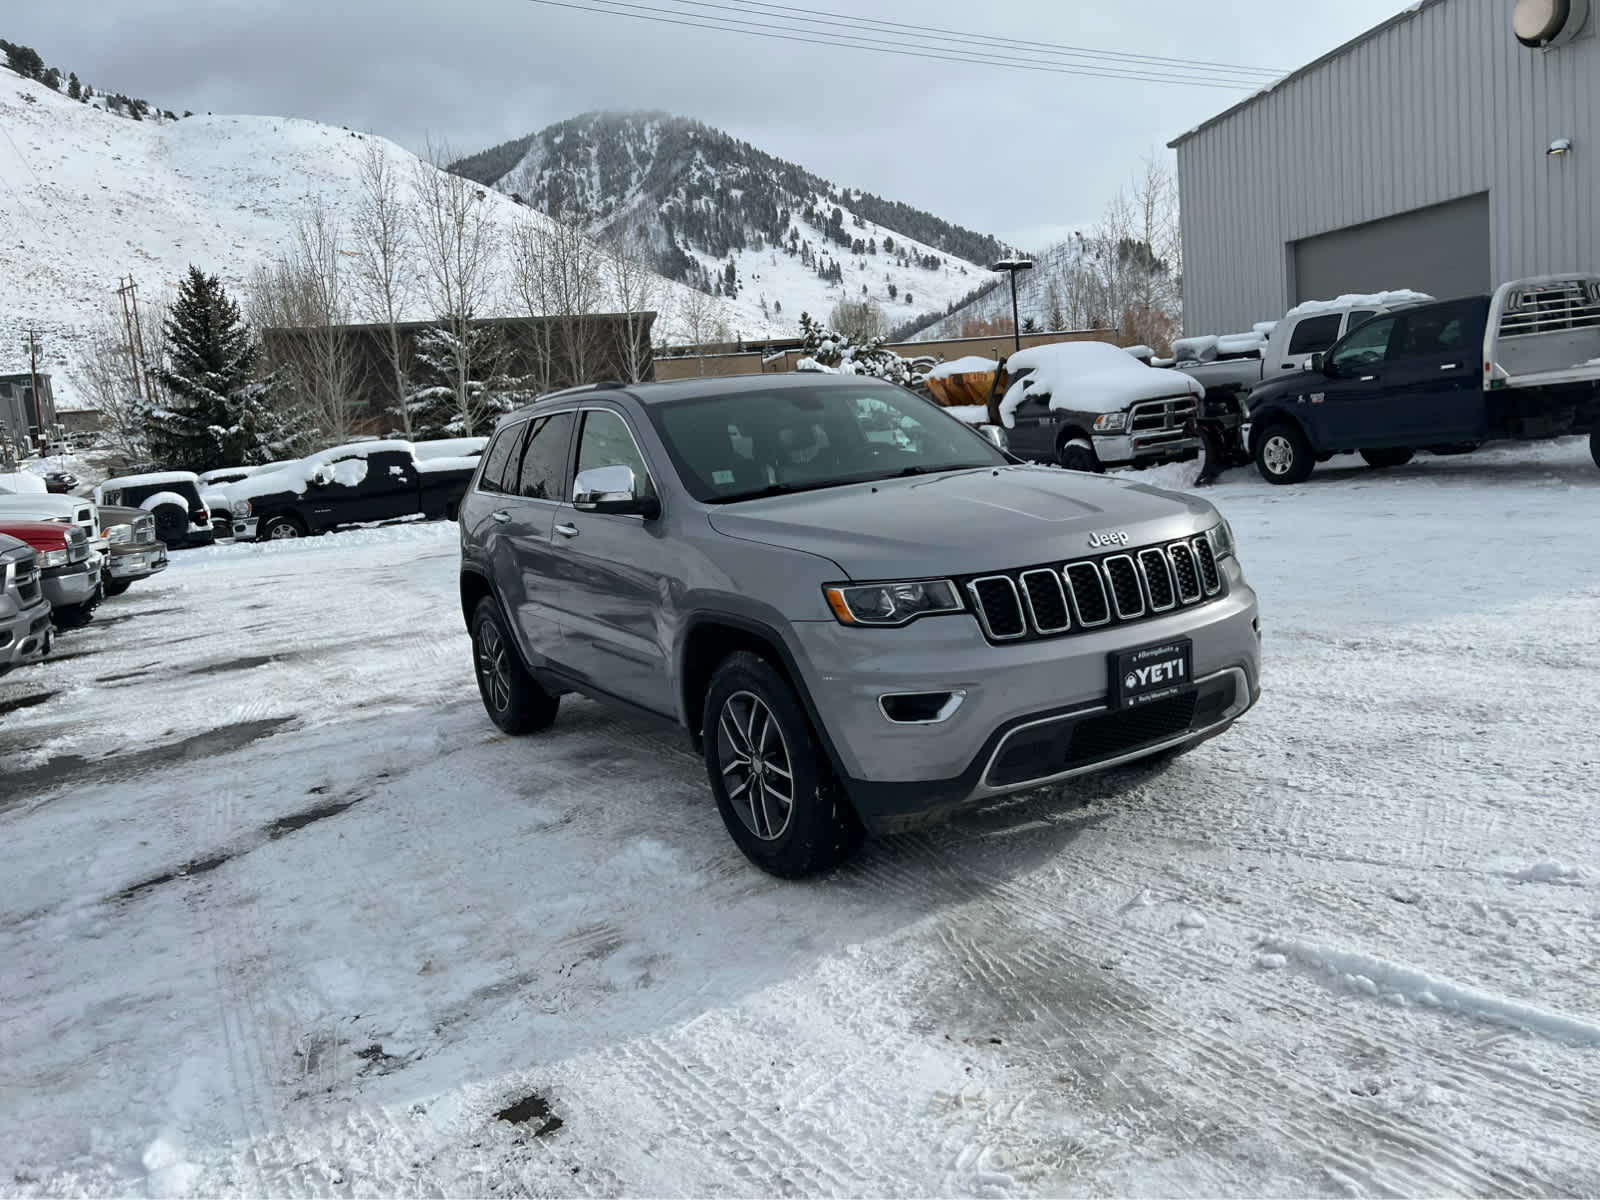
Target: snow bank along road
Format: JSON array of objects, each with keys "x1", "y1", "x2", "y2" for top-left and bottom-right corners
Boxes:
[{"x1": 3, "y1": 441, "x2": 1599, "y2": 1196}]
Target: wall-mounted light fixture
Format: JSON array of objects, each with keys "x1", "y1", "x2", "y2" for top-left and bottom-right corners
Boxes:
[{"x1": 1547, "y1": 137, "x2": 1574, "y2": 156}]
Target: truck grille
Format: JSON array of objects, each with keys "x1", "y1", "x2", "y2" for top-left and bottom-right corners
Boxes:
[
  {"x1": 16, "y1": 565, "x2": 40, "y2": 603},
  {"x1": 963, "y1": 537, "x2": 1224, "y2": 644},
  {"x1": 1129, "y1": 397, "x2": 1198, "y2": 436}
]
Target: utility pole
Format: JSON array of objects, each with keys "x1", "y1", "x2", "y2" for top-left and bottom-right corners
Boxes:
[
  {"x1": 25, "y1": 329, "x2": 42, "y2": 448},
  {"x1": 117, "y1": 276, "x2": 148, "y2": 403}
]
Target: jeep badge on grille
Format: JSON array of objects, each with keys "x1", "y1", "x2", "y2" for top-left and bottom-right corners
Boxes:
[{"x1": 1087, "y1": 530, "x2": 1130, "y2": 548}]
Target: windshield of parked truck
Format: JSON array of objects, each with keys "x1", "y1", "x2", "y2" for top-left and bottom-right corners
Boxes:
[{"x1": 649, "y1": 382, "x2": 1006, "y2": 504}]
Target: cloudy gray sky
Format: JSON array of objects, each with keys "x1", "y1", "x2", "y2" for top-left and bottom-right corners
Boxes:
[{"x1": 13, "y1": 1, "x2": 1416, "y2": 250}]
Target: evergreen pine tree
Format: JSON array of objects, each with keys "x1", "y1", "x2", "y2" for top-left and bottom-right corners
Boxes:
[
  {"x1": 67, "y1": 71, "x2": 81, "y2": 100},
  {"x1": 41, "y1": 66, "x2": 61, "y2": 91},
  {"x1": 147, "y1": 266, "x2": 288, "y2": 470}
]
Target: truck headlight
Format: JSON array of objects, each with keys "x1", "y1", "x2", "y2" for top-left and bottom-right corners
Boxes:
[
  {"x1": 1206, "y1": 519, "x2": 1236, "y2": 560},
  {"x1": 1093, "y1": 412, "x2": 1127, "y2": 433},
  {"x1": 231, "y1": 499, "x2": 252, "y2": 517},
  {"x1": 39, "y1": 548, "x2": 68, "y2": 568},
  {"x1": 106, "y1": 523, "x2": 133, "y2": 544},
  {"x1": 823, "y1": 579, "x2": 963, "y2": 626}
]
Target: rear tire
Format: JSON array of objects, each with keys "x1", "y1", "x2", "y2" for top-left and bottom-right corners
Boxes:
[
  {"x1": 1254, "y1": 422, "x2": 1315, "y2": 484},
  {"x1": 1057, "y1": 437, "x2": 1102, "y2": 474},
  {"x1": 470, "y1": 597, "x2": 559, "y2": 735},
  {"x1": 1360, "y1": 448, "x2": 1415, "y2": 468},
  {"x1": 702, "y1": 651, "x2": 864, "y2": 878}
]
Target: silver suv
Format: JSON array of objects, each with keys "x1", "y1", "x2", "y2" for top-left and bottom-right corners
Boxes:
[{"x1": 459, "y1": 375, "x2": 1260, "y2": 877}]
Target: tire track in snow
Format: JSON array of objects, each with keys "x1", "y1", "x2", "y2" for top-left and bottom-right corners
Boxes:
[{"x1": 846, "y1": 834, "x2": 1558, "y2": 1196}]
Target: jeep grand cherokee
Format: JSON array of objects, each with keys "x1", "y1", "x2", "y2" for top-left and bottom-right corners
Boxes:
[{"x1": 459, "y1": 375, "x2": 1260, "y2": 877}]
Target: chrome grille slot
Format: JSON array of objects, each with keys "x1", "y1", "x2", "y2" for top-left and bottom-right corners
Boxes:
[
  {"x1": 1193, "y1": 537, "x2": 1222, "y2": 594},
  {"x1": 1063, "y1": 562, "x2": 1111, "y2": 627},
  {"x1": 1020, "y1": 569, "x2": 1071, "y2": 634},
  {"x1": 969, "y1": 576, "x2": 1027, "y2": 640},
  {"x1": 1169, "y1": 542, "x2": 1202, "y2": 603},
  {"x1": 1138, "y1": 548, "x2": 1176, "y2": 611},
  {"x1": 1102, "y1": 555, "x2": 1145, "y2": 619}
]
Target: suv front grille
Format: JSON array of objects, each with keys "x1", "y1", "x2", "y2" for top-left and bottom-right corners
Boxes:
[{"x1": 963, "y1": 536, "x2": 1226, "y2": 645}]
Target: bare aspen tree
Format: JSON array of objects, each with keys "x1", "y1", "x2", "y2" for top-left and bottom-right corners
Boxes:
[
  {"x1": 543, "y1": 204, "x2": 605, "y2": 385},
  {"x1": 73, "y1": 319, "x2": 151, "y2": 465},
  {"x1": 508, "y1": 216, "x2": 561, "y2": 394},
  {"x1": 674, "y1": 286, "x2": 727, "y2": 377},
  {"x1": 412, "y1": 141, "x2": 498, "y2": 434},
  {"x1": 352, "y1": 142, "x2": 417, "y2": 437},
  {"x1": 604, "y1": 224, "x2": 660, "y2": 383}
]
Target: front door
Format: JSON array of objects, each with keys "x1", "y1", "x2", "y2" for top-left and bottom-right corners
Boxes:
[
  {"x1": 1005, "y1": 395, "x2": 1057, "y2": 462},
  {"x1": 1309, "y1": 314, "x2": 1401, "y2": 449},
  {"x1": 552, "y1": 408, "x2": 676, "y2": 717}
]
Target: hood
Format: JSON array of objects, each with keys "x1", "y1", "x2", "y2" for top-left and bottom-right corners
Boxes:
[
  {"x1": 707, "y1": 465, "x2": 1216, "y2": 579},
  {"x1": 0, "y1": 519, "x2": 71, "y2": 552}
]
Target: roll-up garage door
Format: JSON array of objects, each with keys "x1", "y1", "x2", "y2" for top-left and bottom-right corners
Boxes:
[{"x1": 1292, "y1": 193, "x2": 1490, "y2": 305}]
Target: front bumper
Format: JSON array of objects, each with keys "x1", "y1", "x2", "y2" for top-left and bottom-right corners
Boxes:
[
  {"x1": 232, "y1": 516, "x2": 259, "y2": 540},
  {"x1": 791, "y1": 560, "x2": 1260, "y2": 833},
  {"x1": 1094, "y1": 431, "x2": 1201, "y2": 466},
  {"x1": 0, "y1": 598, "x2": 53, "y2": 674},
  {"x1": 105, "y1": 543, "x2": 169, "y2": 582},
  {"x1": 42, "y1": 560, "x2": 102, "y2": 608}
]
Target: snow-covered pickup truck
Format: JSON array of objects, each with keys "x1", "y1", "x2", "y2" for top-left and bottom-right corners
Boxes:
[
  {"x1": 225, "y1": 440, "x2": 481, "y2": 540},
  {"x1": 1245, "y1": 275, "x2": 1600, "y2": 483},
  {"x1": 1168, "y1": 290, "x2": 1433, "y2": 395},
  {"x1": 94, "y1": 472, "x2": 218, "y2": 549},
  {"x1": 996, "y1": 341, "x2": 1205, "y2": 472}
]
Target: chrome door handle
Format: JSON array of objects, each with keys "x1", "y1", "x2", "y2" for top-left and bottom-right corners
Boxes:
[
  {"x1": 554, "y1": 523, "x2": 579, "y2": 538},
  {"x1": 1440, "y1": 363, "x2": 1459, "y2": 370},
  {"x1": 1359, "y1": 375, "x2": 1376, "y2": 381},
  {"x1": 491, "y1": 510, "x2": 510, "y2": 523}
]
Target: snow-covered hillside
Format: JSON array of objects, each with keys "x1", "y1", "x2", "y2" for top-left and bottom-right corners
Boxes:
[
  {"x1": 908, "y1": 238, "x2": 1096, "y2": 340},
  {"x1": 459, "y1": 112, "x2": 1005, "y2": 337},
  {"x1": 0, "y1": 78, "x2": 777, "y2": 411}
]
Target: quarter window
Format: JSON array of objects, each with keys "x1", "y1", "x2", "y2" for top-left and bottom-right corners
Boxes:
[
  {"x1": 477, "y1": 424, "x2": 523, "y2": 494},
  {"x1": 1287, "y1": 314, "x2": 1342, "y2": 355},
  {"x1": 516, "y1": 412, "x2": 577, "y2": 500}
]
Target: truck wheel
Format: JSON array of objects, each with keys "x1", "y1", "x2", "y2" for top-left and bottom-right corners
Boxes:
[
  {"x1": 1057, "y1": 436, "x2": 1102, "y2": 474},
  {"x1": 261, "y1": 514, "x2": 306, "y2": 540},
  {"x1": 702, "y1": 651, "x2": 864, "y2": 878},
  {"x1": 1360, "y1": 448, "x2": 1415, "y2": 468},
  {"x1": 150, "y1": 502, "x2": 189, "y2": 546},
  {"x1": 470, "y1": 597, "x2": 559, "y2": 735},
  {"x1": 103, "y1": 577, "x2": 133, "y2": 597},
  {"x1": 1254, "y1": 422, "x2": 1315, "y2": 484},
  {"x1": 52, "y1": 586, "x2": 103, "y2": 629}
]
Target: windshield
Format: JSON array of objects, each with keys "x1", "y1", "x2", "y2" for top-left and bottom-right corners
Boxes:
[{"x1": 648, "y1": 382, "x2": 1006, "y2": 503}]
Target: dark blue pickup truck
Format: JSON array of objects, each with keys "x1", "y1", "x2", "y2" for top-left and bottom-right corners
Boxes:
[{"x1": 1244, "y1": 275, "x2": 1600, "y2": 484}]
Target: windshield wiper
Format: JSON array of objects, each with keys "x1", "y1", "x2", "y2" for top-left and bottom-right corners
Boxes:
[{"x1": 713, "y1": 480, "x2": 842, "y2": 503}]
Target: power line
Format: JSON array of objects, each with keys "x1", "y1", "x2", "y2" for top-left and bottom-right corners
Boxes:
[
  {"x1": 651, "y1": 0, "x2": 1285, "y2": 78},
  {"x1": 525, "y1": 0, "x2": 1281, "y2": 89}
]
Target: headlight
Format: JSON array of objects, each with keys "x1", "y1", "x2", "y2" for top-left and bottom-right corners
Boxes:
[
  {"x1": 39, "y1": 548, "x2": 68, "y2": 568},
  {"x1": 231, "y1": 499, "x2": 252, "y2": 517},
  {"x1": 823, "y1": 579, "x2": 963, "y2": 626},
  {"x1": 1206, "y1": 519, "x2": 1236, "y2": 560},
  {"x1": 106, "y1": 523, "x2": 133, "y2": 544},
  {"x1": 1093, "y1": 412, "x2": 1127, "y2": 433}
]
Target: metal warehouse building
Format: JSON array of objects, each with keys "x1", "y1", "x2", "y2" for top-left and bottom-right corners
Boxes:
[{"x1": 1170, "y1": 0, "x2": 1599, "y2": 334}]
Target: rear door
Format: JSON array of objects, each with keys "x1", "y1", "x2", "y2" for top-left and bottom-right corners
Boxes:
[
  {"x1": 361, "y1": 451, "x2": 421, "y2": 521},
  {"x1": 488, "y1": 412, "x2": 577, "y2": 670},
  {"x1": 1308, "y1": 314, "x2": 1401, "y2": 448},
  {"x1": 1379, "y1": 302, "x2": 1489, "y2": 443},
  {"x1": 550, "y1": 407, "x2": 676, "y2": 716}
]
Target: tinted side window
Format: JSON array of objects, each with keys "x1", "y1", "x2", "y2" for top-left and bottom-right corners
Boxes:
[
  {"x1": 575, "y1": 410, "x2": 655, "y2": 499},
  {"x1": 477, "y1": 425, "x2": 524, "y2": 494},
  {"x1": 1330, "y1": 315, "x2": 1398, "y2": 371},
  {"x1": 517, "y1": 412, "x2": 576, "y2": 500},
  {"x1": 1343, "y1": 309, "x2": 1377, "y2": 334},
  {"x1": 1287, "y1": 314, "x2": 1342, "y2": 355},
  {"x1": 1391, "y1": 308, "x2": 1468, "y2": 359}
]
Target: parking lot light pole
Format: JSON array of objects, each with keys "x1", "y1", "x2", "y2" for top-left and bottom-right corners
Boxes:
[{"x1": 990, "y1": 258, "x2": 1034, "y2": 354}]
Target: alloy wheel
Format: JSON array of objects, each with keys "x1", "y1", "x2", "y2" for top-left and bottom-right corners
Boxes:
[
  {"x1": 476, "y1": 620, "x2": 511, "y2": 713},
  {"x1": 1262, "y1": 434, "x2": 1295, "y2": 476},
  {"x1": 716, "y1": 690, "x2": 795, "y2": 841},
  {"x1": 268, "y1": 521, "x2": 300, "y2": 539}
]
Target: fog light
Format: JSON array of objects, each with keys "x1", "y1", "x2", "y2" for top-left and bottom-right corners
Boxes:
[{"x1": 879, "y1": 691, "x2": 965, "y2": 724}]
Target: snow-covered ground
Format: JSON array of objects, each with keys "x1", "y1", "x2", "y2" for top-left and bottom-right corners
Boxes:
[
  {"x1": 0, "y1": 75, "x2": 780, "y2": 411},
  {"x1": 3, "y1": 440, "x2": 1600, "y2": 1196}
]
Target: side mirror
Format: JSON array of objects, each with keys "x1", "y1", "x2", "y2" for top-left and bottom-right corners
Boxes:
[
  {"x1": 572, "y1": 465, "x2": 658, "y2": 518},
  {"x1": 312, "y1": 465, "x2": 334, "y2": 486},
  {"x1": 1310, "y1": 352, "x2": 1330, "y2": 375}
]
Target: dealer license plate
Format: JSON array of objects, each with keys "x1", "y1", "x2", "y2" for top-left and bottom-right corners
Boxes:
[{"x1": 1110, "y1": 638, "x2": 1193, "y2": 709}]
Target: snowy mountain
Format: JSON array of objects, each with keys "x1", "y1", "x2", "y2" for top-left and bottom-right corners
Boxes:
[
  {"x1": 0, "y1": 77, "x2": 776, "y2": 412},
  {"x1": 902, "y1": 238, "x2": 1098, "y2": 340},
  {"x1": 453, "y1": 112, "x2": 1009, "y2": 335}
]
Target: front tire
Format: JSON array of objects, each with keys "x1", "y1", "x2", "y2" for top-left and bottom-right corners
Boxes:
[
  {"x1": 702, "y1": 652, "x2": 864, "y2": 878},
  {"x1": 470, "y1": 597, "x2": 558, "y2": 735},
  {"x1": 1360, "y1": 448, "x2": 1415, "y2": 468},
  {"x1": 1254, "y1": 422, "x2": 1315, "y2": 484},
  {"x1": 52, "y1": 585, "x2": 103, "y2": 629},
  {"x1": 1057, "y1": 436, "x2": 1102, "y2": 474},
  {"x1": 103, "y1": 577, "x2": 133, "y2": 597},
  {"x1": 261, "y1": 514, "x2": 306, "y2": 540}
]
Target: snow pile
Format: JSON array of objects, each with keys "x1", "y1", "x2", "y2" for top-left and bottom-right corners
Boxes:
[
  {"x1": 416, "y1": 456, "x2": 482, "y2": 475},
  {"x1": 1284, "y1": 289, "x2": 1433, "y2": 319},
  {"x1": 942, "y1": 405, "x2": 991, "y2": 425},
  {"x1": 1122, "y1": 344, "x2": 1156, "y2": 360},
  {"x1": 1216, "y1": 332, "x2": 1266, "y2": 356},
  {"x1": 413, "y1": 437, "x2": 487, "y2": 460},
  {"x1": 1172, "y1": 335, "x2": 1219, "y2": 363},
  {"x1": 1253, "y1": 320, "x2": 1278, "y2": 337},
  {"x1": 0, "y1": 471, "x2": 49, "y2": 494},
  {"x1": 927, "y1": 355, "x2": 999, "y2": 380},
  {"x1": 1174, "y1": 331, "x2": 1266, "y2": 363},
  {"x1": 997, "y1": 341, "x2": 1203, "y2": 427},
  {"x1": 221, "y1": 440, "x2": 419, "y2": 501}
]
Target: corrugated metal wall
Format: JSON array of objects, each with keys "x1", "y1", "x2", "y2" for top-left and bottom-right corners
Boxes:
[{"x1": 1173, "y1": 0, "x2": 1600, "y2": 333}]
